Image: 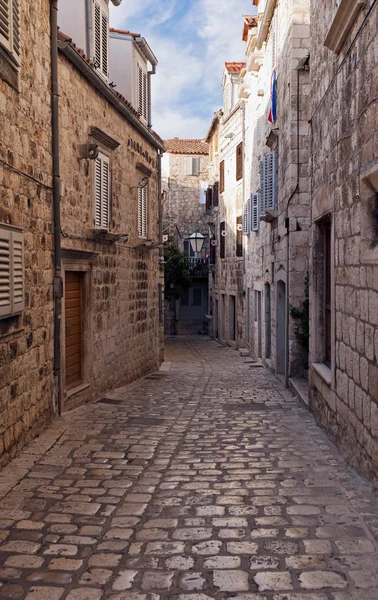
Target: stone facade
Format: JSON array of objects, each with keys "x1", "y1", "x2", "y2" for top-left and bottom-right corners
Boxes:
[
  {"x1": 0, "y1": 0, "x2": 56, "y2": 466},
  {"x1": 58, "y1": 45, "x2": 164, "y2": 412},
  {"x1": 162, "y1": 141, "x2": 209, "y2": 335},
  {"x1": 0, "y1": 2, "x2": 164, "y2": 464},
  {"x1": 309, "y1": 0, "x2": 378, "y2": 479}
]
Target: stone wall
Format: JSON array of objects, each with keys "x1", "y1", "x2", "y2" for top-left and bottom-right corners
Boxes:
[
  {"x1": 213, "y1": 102, "x2": 245, "y2": 348},
  {"x1": 58, "y1": 52, "x2": 163, "y2": 411},
  {"x1": 163, "y1": 153, "x2": 209, "y2": 253},
  {"x1": 309, "y1": 0, "x2": 378, "y2": 479},
  {"x1": 0, "y1": 0, "x2": 55, "y2": 465},
  {"x1": 244, "y1": 0, "x2": 311, "y2": 378}
]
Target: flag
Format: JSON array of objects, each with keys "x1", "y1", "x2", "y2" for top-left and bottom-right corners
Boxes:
[{"x1": 268, "y1": 70, "x2": 277, "y2": 123}]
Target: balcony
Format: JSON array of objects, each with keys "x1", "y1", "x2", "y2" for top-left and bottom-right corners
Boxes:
[{"x1": 186, "y1": 257, "x2": 209, "y2": 278}]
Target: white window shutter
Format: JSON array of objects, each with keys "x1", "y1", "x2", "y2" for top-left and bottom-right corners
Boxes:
[
  {"x1": 12, "y1": 0, "x2": 20, "y2": 61},
  {"x1": 94, "y1": 154, "x2": 110, "y2": 229},
  {"x1": 243, "y1": 200, "x2": 249, "y2": 234},
  {"x1": 193, "y1": 157, "x2": 200, "y2": 175},
  {"x1": 101, "y1": 9, "x2": 108, "y2": 77},
  {"x1": 94, "y1": 2, "x2": 101, "y2": 69},
  {"x1": 0, "y1": 0, "x2": 11, "y2": 52},
  {"x1": 142, "y1": 71, "x2": 147, "y2": 120},
  {"x1": 184, "y1": 157, "x2": 192, "y2": 175},
  {"x1": 259, "y1": 159, "x2": 265, "y2": 209},
  {"x1": 94, "y1": 157, "x2": 102, "y2": 227},
  {"x1": 0, "y1": 227, "x2": 12, "y2": 318},
  {"x1": 11, "y1": 229, "x2": 24, "y2": 314},
  {"x1": 138, "y1": 186, "x2": 147, "y2": 238},
  {"x1": 264, "y1": 150, "x2": 277, "y2": 210},
  {"x1": 252, "y1": 192, "x2": 260, "y2": 231},
  {"x1": 101, "y1": 156, "x2": 110, "y2": 228}
]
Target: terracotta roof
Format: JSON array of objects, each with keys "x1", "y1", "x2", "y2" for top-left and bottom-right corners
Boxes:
[
  {"x1": 164, "y1": 139, "x2": 209, "y2": 155},
  {"x1": 109, "y1": 27, "x2": 141, "y2": 38},
  {"x1": 242, "y1": 15, "x2": 258, "y2": 41},
  {"x1": 57, "y1": 30, "x2": 164, "y2": 148},
  {"x1": 225, "y1": 62, "x2": 246, "y2": 74}
]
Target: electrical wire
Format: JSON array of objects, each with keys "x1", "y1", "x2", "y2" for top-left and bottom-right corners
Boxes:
[{"x1": 0, "y1": 157, "x2": 53, "y2": 191}]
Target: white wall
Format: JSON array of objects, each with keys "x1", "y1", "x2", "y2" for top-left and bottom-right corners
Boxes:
[
  {"x1": 109, "y1": 35, "x2": 134, "y2": 102},
  {"x1": 58, "y1": 0, "x2": 87, "y2": 51}
]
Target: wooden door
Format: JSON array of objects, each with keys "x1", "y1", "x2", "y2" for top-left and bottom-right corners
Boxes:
[{"x1": 65, "y1": 271, "x2": 83, "y2": 389}]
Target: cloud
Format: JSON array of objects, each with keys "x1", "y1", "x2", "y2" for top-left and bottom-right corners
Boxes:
[{"x1": 109, "y1": 0, "x2": 255, "y2": 138}]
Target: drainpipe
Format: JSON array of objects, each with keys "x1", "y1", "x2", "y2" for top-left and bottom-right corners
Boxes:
[
  {"x1": 147, "y1": 66, "x2": 156, "y2": 129},
  {"x1": 85, "y1": 0, "x2": 92, "y2": 58},
  {"x1": 51, "y1": 0, "x2": 63, "y2": 415},
  {"x1": 285, "y1": 65, "x2": 301, "y2": 388}
]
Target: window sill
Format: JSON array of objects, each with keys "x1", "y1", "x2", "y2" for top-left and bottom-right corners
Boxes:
[
  {"x1": 0, "y1": 45, "x2": 20, "y2": 90},
  {"x1": 312, "y1": 362, "x2": 331, "y2": 386},
  {"x1": 324, "y1": 0, "x2": 365, "y2": 54}
]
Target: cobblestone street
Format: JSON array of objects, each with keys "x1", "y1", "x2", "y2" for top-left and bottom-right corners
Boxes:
[{"x1": 0, "y1": 337, "x2": 378, "y2": 599}]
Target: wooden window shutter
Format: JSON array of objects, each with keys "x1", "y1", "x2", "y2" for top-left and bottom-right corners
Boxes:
[
  {"x1": 210, "y1": 237, "x2": 216, "y2": 265},
  {"x1": 0, "y1": 227, "x2": 12, "y2": 318},
  {"x1": 12, "y1": 0, "x2": 20, "y2": 60},
  {"x1": 236, "y1": 216, "x2": 243, "y2": 256},
  {"x1": 94, "y1": 154, "x2": 110, "y2": 229},
  {"x1": 137, "y1": 63, "x2": 147, "y2": 120},
  {"x1": 138, "y1": 186, "x2": 147, "y2": 238},
  {"x1": 236, "y1": 142, "x2": 243, "y2": 181},
  {"x1": 206, "y1": 186, "x2": 213, "y2": 212},
  {"x1": 213, "y1": 181, "x2": 219, "y2": 207},
  {"x1": 192, "y1": 157, "x2": 200, "y2": 175},
  {"x1": 220, "y1": 160, "x2": 225, "y2": 193},
  {"x1": 220, "y1": 221, "x2": 225, "y2": 259},
  {"x1": 143, "y1": 71, "x2": 147, "y2": 120},
  {"x1": 251, "y1": 192, "x2": 260, "y2": 231},
  {"x1": 101, "y1": 9, "x2": 108, "y2": 77},
  {"x1": 264, "y1": 150, "x2": 277, "y2": 210},
  {"x1": 260, "y1": 158, "x2": 265, "y2": 209},
  {"x1": 243, "y1": 200, "x2": 249, "y2": 234},
  {"x1": 94, "y1": 2, "x2": 101, "y2": 69},
  {"x1": 11, "y1": 229, "x2": 24, "y2": 314}
]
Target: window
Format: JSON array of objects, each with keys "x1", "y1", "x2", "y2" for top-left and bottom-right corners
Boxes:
[
  {"x1": 0, "y1": 0, "x2": 20, "y2": 63},
  {"x1": 206, "y1": 186, "x2": 213, "y2": 212},
  {"x1": 94, "y1": 153, "x2": 110, "y2": 229},
  {"x1": 236, "y1": 216, "x2": 243, "y2": 257},
  {"x1": 220, "y1": 221, "x2": 226, "y2": 258},
  {"x1": 210, "y1": 238, "x2": 216, "y2": 265},
  {"x1": 94, "y1": 1, "x2": 108, "y2": 79},
  {"x1": 0, "y1": 224, "x2": 24, "y2": 319},
  {"x1": 324, "y1": 221, "x2": 332, "y2": 365},
  {"x1": 183, "y1": 240, "x2": 195, "y2": 258},
  {"x1": 243, "y1": 199, "x2": 249, "y2": 234},
  {"x1": 260, "y1": 150, "x2": 278, "y2": 211},
  {"x1": 184, "y1": 157, "x2": 200, "y2": 175},
  {"x1": 137, "y1": 61, "x2": 147, "y2": 122},
  {"x1": 138, "y1": 185, "x2": 147, "y2": 238},
  {"x1": 236, "y1": 142, "x2": 243, "y2": 181},
  {"x1": 220, "y1": 160, "x2": 225, "y2": 193}
]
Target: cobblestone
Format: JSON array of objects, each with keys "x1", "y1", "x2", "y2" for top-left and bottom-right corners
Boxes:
[{"x1": 0, "y1": 338, "x2": 378, "y2": 599}]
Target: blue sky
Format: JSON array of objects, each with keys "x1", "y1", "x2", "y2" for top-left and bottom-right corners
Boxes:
[{"x1": 110, "y1": 0, "x2": 256, "y2": 139}]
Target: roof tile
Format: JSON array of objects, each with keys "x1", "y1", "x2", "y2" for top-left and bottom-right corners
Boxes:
[{"x1": 164, "y1": 139, "x2": 209, "y2": 155}]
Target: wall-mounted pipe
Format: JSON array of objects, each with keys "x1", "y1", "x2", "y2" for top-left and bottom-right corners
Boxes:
[{"x1": 51, "y1": 0, "x2": 63, "y2": 415}]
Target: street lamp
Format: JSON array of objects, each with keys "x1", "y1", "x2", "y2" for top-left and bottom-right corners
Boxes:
[{"x1": 189, "y1": 231, "x2": 205, "y2": 256}]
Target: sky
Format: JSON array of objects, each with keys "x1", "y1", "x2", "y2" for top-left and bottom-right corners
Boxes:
[{"x1": 109, "y1": 0, "x2": 256, "y2": 140}]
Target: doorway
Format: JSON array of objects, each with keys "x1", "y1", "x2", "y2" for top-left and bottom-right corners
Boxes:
[
  {"x1": 265, "y1": 283, "x2": 271, "y2": 359},
  {"x1": 255, "y1": 290, "x2": 262, "y2": 358},
  {"x1": 276, "y1": 280, "x2": 286, "y2": 374}
]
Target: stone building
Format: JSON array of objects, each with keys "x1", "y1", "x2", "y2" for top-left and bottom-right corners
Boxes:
[
  {"x1": 0, "y1": 0, "x2": 55, "y2": 466},
  {"x1": 241, "y1": 0, "x2": 311, "y2": 385},
  {"x1": 162, "y1": 139, "x2": 209, "y2": 335},
  {"x1": 309, "y1": 0, "x2": 378, "y2": 479},
  {"x1": 209, "y1": 63, "x2": 247, "y2": 347},
  {"x1": 0, "y1": 0, "x2": 165, "y2": 463}
]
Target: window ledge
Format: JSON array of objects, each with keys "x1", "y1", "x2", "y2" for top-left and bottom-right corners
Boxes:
[
  {"x1": 312, "y1": 362, "x2": 331, "y2": 386},
  {"x1": 324, "y1": 0, "x2": 365, "y2": 54}
]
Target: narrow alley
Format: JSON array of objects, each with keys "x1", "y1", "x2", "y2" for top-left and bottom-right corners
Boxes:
[{"x1": 0, "y1": 337, "x2": 378, "y2": 599}]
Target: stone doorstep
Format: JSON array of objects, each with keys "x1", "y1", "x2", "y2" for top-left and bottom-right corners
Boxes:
[{"x1": 289, "y1": 376, "x2": 310, "y2": 409}]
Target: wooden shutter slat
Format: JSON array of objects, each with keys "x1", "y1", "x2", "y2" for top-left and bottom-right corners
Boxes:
[
  {"x1": 0, "y1": 228, "x2": 11, "y2": 317},
  {"x1": 101, "y1": 156, "x2": 109, "y2": 228},
  {"x1": 252, "y1": 192, "x2": 260, "y2": 231},
  {"x1": 12, "y1": 0, "x2": 20, "y2": 59},
  {"x1": 236, "y1": 142, "x2": 243, "y2": 181},
  {"x1": 243, "y1": 200, "x2": 249, "y2": 234},
  {"x1": 94, "y1": 2, "x2": 101, "y2": 69},
  {"x1": 11, "y1": 231, "x2": 24, "y2": 313},
  {"x1": 65, "y1": 272, "x2": 82, "y2": 389},
  {"x1": 143, "y1": 71, "x2": 147, "y2": 120},
  {"x1": 0, "y1": 0, "x2": 10, "y2": 51},
  {"x1": 94, "y1": 157, "x2": 102, "y2": 227}
]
